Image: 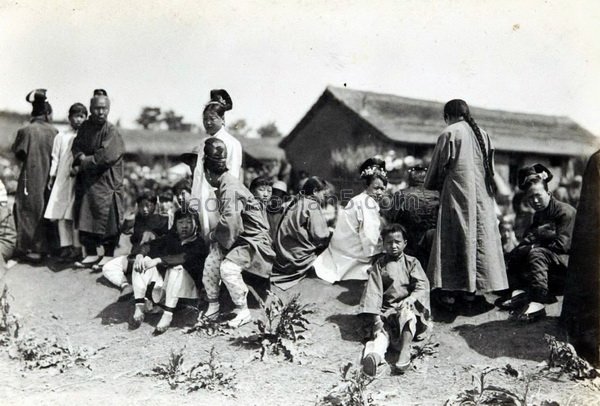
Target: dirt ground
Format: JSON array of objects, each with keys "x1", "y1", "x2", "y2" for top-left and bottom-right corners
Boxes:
[{"x1": 1, "y1": 251, "x2": 599, "y2": 405}]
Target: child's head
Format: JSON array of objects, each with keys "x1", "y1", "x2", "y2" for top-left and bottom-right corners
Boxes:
[
  {"x1": 381, "y1": 223, "x2": 408, "y2": 257},
  {"x1": 68, "y1": 103, "x2": 88, "y2": 130},
  {"x1": 158, "y1": 187, "x2": 174, "y2": 214},
  {"x1": 499, "y1": 221, "x2": 514, "y2": 243},
  {"x1": 137, "y1": 191, "x2": 157, "y2": 217},
  {"x1": 250, "y1": 176, "x2": 273, "y2": 204},
  {"x1": 173, "y1": 178, "x2": 192, "y2": 208},
  {"x1": 173, "y1": 209, "x2": 198, "y2": 240}
]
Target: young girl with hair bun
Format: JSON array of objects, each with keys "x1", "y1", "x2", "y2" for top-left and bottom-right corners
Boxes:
[{"x1": 314, "y1": 157, "x2": 387, "y2": 283}]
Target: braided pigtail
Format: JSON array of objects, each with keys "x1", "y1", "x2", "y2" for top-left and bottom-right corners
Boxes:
[{"x1": 464, "y1": 113, "x2": 496, "y2": 196}]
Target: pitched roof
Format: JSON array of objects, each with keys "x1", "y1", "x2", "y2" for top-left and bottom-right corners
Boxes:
[
  {"x1": 120, "y1": 129, "x2": 285, "y2": 161},
  {"x1": 281, "y1": 86, "x2": 598, "y2": 156}
]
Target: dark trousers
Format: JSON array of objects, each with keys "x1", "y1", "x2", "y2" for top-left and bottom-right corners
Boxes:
[
  {"x1": 507, "y1": 245, "x2": 566, "y2": 302},
  {"x1": 79, "y1": 231, "x2": 120, "y2": 257}
]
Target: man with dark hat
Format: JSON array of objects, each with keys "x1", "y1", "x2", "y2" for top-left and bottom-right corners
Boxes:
[
  {"x1": 500, "y1": 164, "x2": 576, "y2": 321},
  {"x1": 199, "y1": 137, "x2": 274, "y2": 328},
  {"x1": 11, "y1": 89, "x2": 57, "y2": 262},
  {"x1": 71, "y1": 89, "x2": 125, "y2": 268}
]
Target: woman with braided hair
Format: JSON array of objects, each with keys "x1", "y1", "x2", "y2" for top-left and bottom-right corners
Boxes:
[{"x1": 424, "y1": 99, "x2": 507, "y2": 310}]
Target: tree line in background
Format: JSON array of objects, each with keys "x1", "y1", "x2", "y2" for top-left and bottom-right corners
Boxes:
[{"x1": 136, "y1": 107, "x2": 282, "y2": 138}]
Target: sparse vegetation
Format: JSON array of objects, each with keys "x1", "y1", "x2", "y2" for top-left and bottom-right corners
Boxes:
[
  {"x1": 544, "y1": 334, "x2": 598, "y2": 380},
  {"x1": 141, "y1": 346, "x2": 236, "y2": 394},
  {"x1": 8, "y1": 335, "x2": 95, "y2": 372},
  {"x1": 320, "y1": 362, "x2": 376, "y2": 406},
  {"x1": 185, "y1": 317, "x2": 230, "y2": 337},
  {"x1": 0, "y1": 285, "x2": 20, "y2": 346},
  {"x1": 236, "y1": 292, "x2": 313, "y2": 362}
]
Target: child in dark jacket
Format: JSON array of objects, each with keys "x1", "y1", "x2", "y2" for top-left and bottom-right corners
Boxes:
[
  {"x1": 101, "y1": 191, "x2": 169, "y2": 301},
  {"x1": 130, "y1": 209, "x2": 208, "y2": 334}
]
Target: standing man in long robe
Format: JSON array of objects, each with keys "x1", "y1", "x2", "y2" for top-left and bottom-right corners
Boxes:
[
  {"x1": 71, "y1": 89, "x2": 124, "y2": 267},
  {"x1": 11, "y1": 89, "x2": 57, "y2": 262}
]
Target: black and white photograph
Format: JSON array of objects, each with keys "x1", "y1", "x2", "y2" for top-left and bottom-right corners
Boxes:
[{"x1": 1, "y1": 1, "x2": 599, "y2": 404}]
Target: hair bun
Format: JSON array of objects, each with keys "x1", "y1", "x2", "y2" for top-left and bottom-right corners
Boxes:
[
  {"x1": 93, "y1": 89, "x2": 108, "y2": 97},
  {"x1": 26, "y1": 89, "x2": 47, "y2": 104},
  {"x1": 359, "y1": 157, "x2": 387, "y2": 179},
  {"x1": 517, "y1": 163, "x2": 553, "y2": 190},
  {"x1": 209, "y1": 89, "x2": 232, "y2": 111}
]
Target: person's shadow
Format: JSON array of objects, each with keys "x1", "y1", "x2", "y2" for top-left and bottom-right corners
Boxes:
[
  {"x1": 453, "y1": 317, "x2": 563, "y2": 362},
  {"x1": 335, "y1": 280, "x2": 365, "y2": 306},
  {"x1": 325, "y1": 313, "x2": 366, "y2": 343},
  {"x1": 95, "y1": 301, "x2": 132, "y2": 325}
]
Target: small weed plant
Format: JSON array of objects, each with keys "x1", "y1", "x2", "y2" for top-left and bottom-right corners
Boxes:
[
  {"x1": 236, "y1": 292, "x2": 313, "y2": 362},
  {"x1": 320, "y1": 362, "x2": 377, "y2": 406},
  {"x1": 141, "y1": 346, "x2": 236, "y2": 394},
  {"x1": 0, "y1": 285, "x2": 20, "y2": 346}
]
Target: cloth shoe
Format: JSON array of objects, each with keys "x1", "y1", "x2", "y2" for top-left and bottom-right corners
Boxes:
[
  {"x1": 227, "y1": 308, "x2": 251, "y2": 328},
  {"x1": 153, "y1": 311, "x2": 173, "y2": 335},
  {"x1": 198, "y1": 302, "x2": 220, "y2": 322},
  {"x1": 74, "y1": 255, "x2": 101, "y2": 268},
  {"x1": 129, "y1": 304, "x2": 145, "y2": 329},
  {"x1": 362, "y1": 352, "x2": 382, "y2": 377}
]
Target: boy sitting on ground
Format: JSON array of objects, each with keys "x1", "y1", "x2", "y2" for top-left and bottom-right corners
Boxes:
[
  {"x1": 101, "y1": 191, "x2": 169, "y2": 301},
  {"x1": 130, "y1": 209, "x2": 208, "y2": 334},
  {"x1": 359, "y1": 223, "x2": 431, "y2": 376}
]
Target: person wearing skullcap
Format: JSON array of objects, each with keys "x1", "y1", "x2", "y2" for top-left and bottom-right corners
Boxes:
[
  {"x1": 314, "y1": 158, "x2": 387, "y2": 284},
  {"x1": 499, "y1": 164, "x2": 576, "y2": 321},
  {"x1": 11, "y1": 89, "x2": 58, "y2": 262},
  {"x1": 198, "y1": 138, "x2": 274, "y2": 328},
  {"x1": 71, "y1": 89, "x2": 125, "y2": 268},
  {"x1": 189, "y1": 89, "x2": 243, "y2": 242}
]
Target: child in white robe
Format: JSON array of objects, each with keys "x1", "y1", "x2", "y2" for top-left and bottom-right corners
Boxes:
[{"x1": 44, "y1": 103, "x2": 87, "y2": 261}]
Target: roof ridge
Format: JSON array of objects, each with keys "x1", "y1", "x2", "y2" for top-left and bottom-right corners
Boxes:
[{"x1": 326, "y1": 85, "x2": 575, "y2": 123}]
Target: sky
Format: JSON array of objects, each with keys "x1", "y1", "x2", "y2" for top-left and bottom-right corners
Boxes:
[{"x1": 1, "y1": 0, "x2": 599, "y2": 136}]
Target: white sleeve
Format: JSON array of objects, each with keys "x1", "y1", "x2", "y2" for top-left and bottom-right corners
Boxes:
[
  {"x1": 357, "y1": 198, "x2": 382, "y2": 258},
  {"x1": 229, "y1": 140, "x2": 243, "y2": 180},
  {"x1": 49, "y1": 133, "x2": 61, "y2": 177}
]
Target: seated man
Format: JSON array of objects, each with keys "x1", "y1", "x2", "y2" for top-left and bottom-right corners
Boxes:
[
  {"x1": 501, "y1": 164, "x2": 576, "y2": 320},
  {"x1": 130, "y1": 209, "x2": 208, "y2": 334},
  {"x1": 101, "y1": 191, "x2": 169, "y2": 300}
]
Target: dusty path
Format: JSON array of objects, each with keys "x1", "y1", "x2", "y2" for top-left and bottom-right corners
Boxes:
[{"x1": 0, "y1": 259, "x2": 598, "y2": 405}]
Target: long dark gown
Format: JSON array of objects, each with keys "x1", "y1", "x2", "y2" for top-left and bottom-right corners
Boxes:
[
  {"x1": 11, "y1": 117, "x2": 57, "y2": 254},
  {"x1": 561, "y1": 150, "x2": 600, "y2": 365}
]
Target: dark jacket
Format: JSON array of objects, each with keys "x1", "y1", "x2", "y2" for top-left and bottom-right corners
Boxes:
[
  {"x1": 72, "y1": 119, "x2": 124, "y2": 235},
  {"x1": 131, "y1": 231, "x2": 209, "y2": 283},
  {"x1": 521, "y1": 197, "x2": 576, "y2": 265}
]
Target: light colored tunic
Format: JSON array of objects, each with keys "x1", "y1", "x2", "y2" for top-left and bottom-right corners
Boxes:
[
  {"x1": 358, "y1": 253, "x2": 431, "y2": 340},
  {"x1": 190, "y1": 127, "x2": 242, "y2": 239},
  {"x1": 314, "y1": 192, "x2": 382, "y2": 283},
  {"x1": 424, "y1": 120, "x2": 507, "y2": 292},
  {"x1": 45, "y1": 127, "x2": 77, "y2": 220}
]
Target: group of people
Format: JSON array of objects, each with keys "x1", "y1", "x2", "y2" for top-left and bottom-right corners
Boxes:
[{"x1": 6, "y1": 89, "x2": 599, "y2": 376}]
